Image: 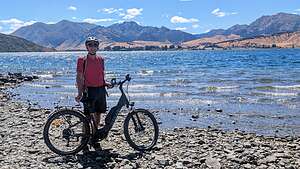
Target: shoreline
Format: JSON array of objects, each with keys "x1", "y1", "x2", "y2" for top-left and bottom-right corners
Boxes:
[
  {"x1": 0, "y1": 74, "x2": 300, "y2": 168},
  {"x1": 0, "y1": 47, "x2": 299, "y2": 53}
]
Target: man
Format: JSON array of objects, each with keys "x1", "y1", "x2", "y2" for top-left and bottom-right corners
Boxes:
[{"x1": 75, "y1": 37, "x2": 111, "y2": 151}]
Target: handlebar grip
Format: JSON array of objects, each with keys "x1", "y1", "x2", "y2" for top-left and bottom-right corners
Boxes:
[
  {"x1": 125, "y1": 74, "x2": 131, "y2": 81},
  {"x1": 111, "y1": 78, "x2": 117, "y2": 86}
]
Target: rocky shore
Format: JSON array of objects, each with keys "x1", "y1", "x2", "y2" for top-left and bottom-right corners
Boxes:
[{"x1": 0, "y1": 74, "x2": 300, "y2": 169}]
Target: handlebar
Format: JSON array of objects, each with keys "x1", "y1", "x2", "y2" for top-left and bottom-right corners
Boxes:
[{"x1": 110, "y1": 74, "x2": 131, "y2": 88}]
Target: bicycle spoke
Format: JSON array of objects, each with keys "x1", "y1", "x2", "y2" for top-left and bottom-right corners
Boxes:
[
  {"x1": 62, "y1": 115, "x2": 72, "y2": 126},
  {"x1": 69, "y1": 121, "x2": 82, "y2": 128}
]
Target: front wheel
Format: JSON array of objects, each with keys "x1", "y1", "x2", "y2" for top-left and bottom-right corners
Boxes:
[
  {"x1": 43, "y1": 109, "x2": 90, "y2": 155},
  {"x1": 123, "y1": 109, "x2": 159, "y2": 151}
]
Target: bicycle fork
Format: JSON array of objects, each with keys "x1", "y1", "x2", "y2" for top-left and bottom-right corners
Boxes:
[{"x1": 131, "y1": 112, "x2": 145, "y2": 132}]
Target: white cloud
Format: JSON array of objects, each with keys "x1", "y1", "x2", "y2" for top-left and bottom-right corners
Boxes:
[
  {"x1": 100, "y1": 8, "x2": 123, "y2": 14},
  {"x1": 83, "y1": 18, "x2": 114, "y2": 24},
  {"x1": 296, "y1": 9, "x2": 300, "y2": 12},
  {"x1": 119, "y1": 13, "x2": 126, "y2": 16},
  {"x1": 68, "y1": 6, "x2": 77, "y2": 11},
  {"x1": 115, "y1": 20, "x2": 125, "y2": 24},
  {"x1": 212, "y1": 8, "x2": 225, "y2": 17},
  {"x1": 211, "y1": 8, "x2": 237, "y2": 17},
  {"x1": 72, "y1": 17, "x2": 77, "y2": 20},
  {"x1": 0, "y1": 18, "x2": 36, "y2": 34},
  {"x1": 123, "y1": 8, "x2": 143, "y2": 20},
  {"x1": 170, "y1": 16, "x2": 198, "y2": 23},
  {"x1": 192, "y1": 24, "x2": 199, "y2": 28},
  {"x1": 175, "y1": 27, "x2": 187, "y2": 31}
]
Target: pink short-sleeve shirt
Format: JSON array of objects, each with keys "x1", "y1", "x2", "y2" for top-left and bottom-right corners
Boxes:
[{"x1": 77, "y1": 55, "x2": 105, "y2": 87}]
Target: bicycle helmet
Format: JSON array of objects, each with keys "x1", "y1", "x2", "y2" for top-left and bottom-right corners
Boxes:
[{"x1": 85, "y1": 36, "x2": 99, "y2": 46}]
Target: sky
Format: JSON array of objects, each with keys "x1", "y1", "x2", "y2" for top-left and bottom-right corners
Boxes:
[{"x1": 0, "y1": 0, "x2": 300, "y2": 34}]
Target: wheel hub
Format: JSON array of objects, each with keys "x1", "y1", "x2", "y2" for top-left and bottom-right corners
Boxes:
[{"x1": 62, "y1": 128, "x2": 73, "y2": 139}]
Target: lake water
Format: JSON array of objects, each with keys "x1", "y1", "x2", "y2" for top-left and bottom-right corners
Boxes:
[{"x1": 2, "y1": 49, "x2": 300, "y2": 136}]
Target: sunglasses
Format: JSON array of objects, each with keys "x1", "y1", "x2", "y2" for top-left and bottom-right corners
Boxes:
[{"x1": 87, "y1": 43, "x2": 99, "y2": 47}]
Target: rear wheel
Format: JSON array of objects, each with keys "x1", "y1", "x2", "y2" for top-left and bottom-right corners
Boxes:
[
  {"x1": 43, "y1": 109, "x2": 90, "y2": 155},
  {"x1": 124, "y1": 109, "x2": 159, "y2": 151}
]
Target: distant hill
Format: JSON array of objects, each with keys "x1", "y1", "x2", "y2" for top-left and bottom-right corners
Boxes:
[
  {"x1": 12, "y1": 21, "x2": 196, "y2": 50},
  {"x1": 103, "y1": 21, "x2": 195, "y2": 43},
  {"x1": 182, "y1": 34, "x2": 240, "y2": 49},
  {"x1": 199, "y1": 13, "x2": 300, "y2": 38},
  {"x1": 99, "y1": 40, "x2": 173, "y2": 51},
  {"x1": 215, "y1": 31, "x2": 300, "y2": 48},
  {"x1": 0, "y1": 33, "x2": 55, "y2": 52}
]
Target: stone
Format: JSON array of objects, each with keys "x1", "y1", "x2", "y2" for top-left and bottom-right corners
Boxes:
[
  {"x1": 123, "y1": 164, "x2": 133, "y2": 169},
  {"x1": 273, "y1": 153, "x2": 291, "y2": 158},
  {"x1": 256, "y1": 164, "x2": 268, "y2": 169},
  {"x1": 27, "y1": 149, "x2": 39, "y2": 154},
  {"x1": 155, "y1": 144, "x2": 163, "y2": 150},
  {"x1": 191, "y1": 114, "x2": 199, "y2": 119},
  {"x1": 243, "y1": 143, "x2": 252, "y2": 148},
  {"x1": 258, "y1": 155, "x2": 277, "y2": 164},
  {"x1": 175, "y1": 162, "x2": 184, "y2": 169},
  {"x1": 181, "y1": 158, "x2": 192, "y2": 165},
  {"x1": 243, "y1": 163, "x2": 252, "y2": 169},
  {"x1": 205, "y1": 157, "x2": 221, "y2": 169},
  {"x1": 158, "y1": 159, "x2": 170, "y2": 166},
  {"x1": 77, "y1": 163, "x2": 84, "y2": 169}
]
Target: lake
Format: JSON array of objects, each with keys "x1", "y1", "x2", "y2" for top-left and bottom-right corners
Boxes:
[{"x1": 2, "y1": 49, "x2": 300, "y2": 136}]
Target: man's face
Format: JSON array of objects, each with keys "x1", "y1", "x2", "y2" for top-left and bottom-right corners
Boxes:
[{"x1": 86, "y1": 42, "x2": 99, "y2": 54}]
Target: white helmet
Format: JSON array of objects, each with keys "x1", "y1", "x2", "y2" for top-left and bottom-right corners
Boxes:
[{"x1": 85, "y1": 37, "x2": 99, "y2": 46}]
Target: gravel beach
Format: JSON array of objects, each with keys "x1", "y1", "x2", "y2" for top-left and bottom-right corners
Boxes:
[{"x1": 0, "y1": 74, "x2": 300, "y2": 169}]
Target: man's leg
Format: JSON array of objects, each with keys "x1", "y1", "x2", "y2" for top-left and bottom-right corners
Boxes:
[
  {"x1": 92, "y1": 112, "x2": 104, "y2": 151},
  {"x1": 82, "y1": 102, "x2": 90, "y2": 153},
  {"x1": 93, "y1": 113, "x2": 101, "y2": 129}
]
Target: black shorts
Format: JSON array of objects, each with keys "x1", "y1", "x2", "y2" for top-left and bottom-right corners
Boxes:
[{"x1": 82, "y1": 87, "x2": 107, "y2": 114}]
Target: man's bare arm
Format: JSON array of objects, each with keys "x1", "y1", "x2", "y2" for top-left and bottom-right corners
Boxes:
[{"x1": 76, "y1": 72, "x2": 84, "y2": 95}]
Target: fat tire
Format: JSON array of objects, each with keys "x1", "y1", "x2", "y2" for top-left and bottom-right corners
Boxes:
[
  {"x1": 123, "y1": 109, "x2": 159, "y2": 151},
  {"x1": 43, "y1": 109, "x2": 90, "y2": 155}
]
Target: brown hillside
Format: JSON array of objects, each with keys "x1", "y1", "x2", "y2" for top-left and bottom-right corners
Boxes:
[
  {"x1": 182, "y1": 34, "x2": 240, "y2": 48},
  {"x1": 216, "y1": 31, "x2": 300, "y2": 48}
]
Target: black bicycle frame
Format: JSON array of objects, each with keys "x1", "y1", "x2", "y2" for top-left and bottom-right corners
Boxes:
[
  {"x1": 94, "y1": 79, "x2": 130, "y2": 140},
  {"x1": 104, "y1": 82, "x2": 129, "y2": 131}
]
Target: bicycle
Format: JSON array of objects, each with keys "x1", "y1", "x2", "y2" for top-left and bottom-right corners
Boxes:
[{"x1": 43, "y1": 74, "x2": 159, "y2": 155}]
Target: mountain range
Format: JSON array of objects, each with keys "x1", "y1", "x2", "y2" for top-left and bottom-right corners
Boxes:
[
  {"x1": 12, "y1": 20, "x2": 195, "y2": 50},
  {"x1": 199, "y1": 12, "x2": 300, "y2": 38},
  {"x1": 6, "y1": 12, "x2": 300, "y2": 51}
]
